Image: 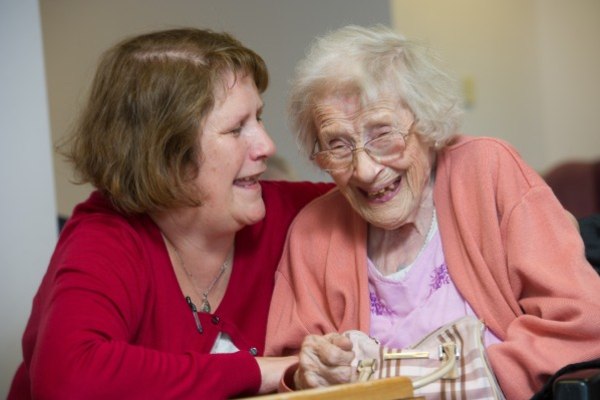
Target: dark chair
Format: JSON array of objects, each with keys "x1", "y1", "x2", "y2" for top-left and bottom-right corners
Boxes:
[
  {"x1": 532, "y1": 359, "x2": 600, "y2": 400},
  {"x1": 579, "y1": 214, "x2": 600, "y2": 275},
  {"x1": 544, "y1": 160, "x2": 600, "y2": 219}
]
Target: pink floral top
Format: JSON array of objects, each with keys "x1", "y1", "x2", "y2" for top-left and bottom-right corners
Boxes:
[{"x1": 367, "y1": 214, "x2": 501, "y2": 349}]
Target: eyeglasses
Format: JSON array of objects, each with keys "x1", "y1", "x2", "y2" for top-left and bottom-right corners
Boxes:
[{"x1": 310, "y1": 128, "x2": 411, "y2": 173}]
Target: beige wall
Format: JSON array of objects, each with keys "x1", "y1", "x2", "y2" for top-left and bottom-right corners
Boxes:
[
  {"x1": 43, "y1": 1, "x2": 600, "y2": 217},
  {"x1": 535, "y1": 0, "x2": 600, "y2": 164},
  {"x1": 391, "y1": 0, "x2": 600, "y2": 172}
]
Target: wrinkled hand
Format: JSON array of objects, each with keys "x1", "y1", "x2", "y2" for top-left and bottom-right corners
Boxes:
[{"x1": 294, "y1": 332, "x2": 355, "y2": 390}]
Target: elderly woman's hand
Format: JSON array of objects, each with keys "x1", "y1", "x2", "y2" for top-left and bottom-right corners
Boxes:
[{"x1": 293, "y1": 332, "x2": 355, "y2": 390}]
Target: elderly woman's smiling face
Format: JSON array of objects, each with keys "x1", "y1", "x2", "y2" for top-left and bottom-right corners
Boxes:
[{"x1": 313, "y1": 93, "x2": 435, "y2": 230}]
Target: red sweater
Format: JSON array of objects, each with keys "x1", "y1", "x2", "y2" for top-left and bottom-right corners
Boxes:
[{"x1": 9, "y1": 180, "x2": 331, "y2": 400}]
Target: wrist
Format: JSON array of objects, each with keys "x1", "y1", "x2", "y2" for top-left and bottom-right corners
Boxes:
[{"x1": 257, "y1": 356, "x2": 298, "y2": 394}]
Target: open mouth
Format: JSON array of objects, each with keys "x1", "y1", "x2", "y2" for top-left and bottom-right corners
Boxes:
[
  {"x1": 234, "y1": 173, "x2": 261, "y2": 188},
  {"x1": 364, "y1": 176, "x2": 402, "y2": 202}
]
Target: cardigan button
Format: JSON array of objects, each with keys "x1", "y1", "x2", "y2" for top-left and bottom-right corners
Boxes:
[
  {"x1": 249, "y1": 347, "x2": 258, "y2": 356},
  {"x1": 211, "y1": 316, "x2": 220, "y2": 324}
]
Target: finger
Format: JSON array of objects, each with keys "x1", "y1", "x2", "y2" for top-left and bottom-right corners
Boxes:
[
  {"x1": 299, "y1": 336, "x2": 341, "y2": 368},
  {"x1": 314, "y1": 334, "x2": 354, "y2": 365},
  {"x1": 297, "y1": 364, "x2": 353, "y2": 389},
  {"x1": 328, "y1": 333, "x2": 354, "y2": 352},
  {"x1": 297, "y1": 335, "x2": 355, "y2": 388},
  {"x1": 320, "y1": 364, "x2": 353, "y2": 385}
]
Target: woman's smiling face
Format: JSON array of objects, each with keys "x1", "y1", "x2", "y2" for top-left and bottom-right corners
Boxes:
[
  {"x1": 194, "y1": 72, "x2": 276, "y2": 233},
  {"x1": 313, "y1": 94, "x2": 434, "y2": 230}
]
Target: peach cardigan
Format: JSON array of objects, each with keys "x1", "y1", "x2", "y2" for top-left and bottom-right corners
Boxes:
[{"x1": 265, "y1": 136, "x2": 600, "y2": 399}]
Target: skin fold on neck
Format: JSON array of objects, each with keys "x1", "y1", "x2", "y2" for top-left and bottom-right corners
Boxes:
[{"x1": 367, "y1": 180, "x2": 435, "y2": 276}]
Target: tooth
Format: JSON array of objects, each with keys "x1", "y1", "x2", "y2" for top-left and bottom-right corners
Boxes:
[{"x1": 369, "y1": 182, "x2": 397, "y2": 198}]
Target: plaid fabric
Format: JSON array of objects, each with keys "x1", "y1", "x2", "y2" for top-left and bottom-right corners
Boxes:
[{"x1": 347, "y1": 316, "x2": 505, "y2": 400}]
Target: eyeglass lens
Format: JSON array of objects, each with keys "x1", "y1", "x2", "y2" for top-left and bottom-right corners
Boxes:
[{"x1": 314, "y1": 132, "x2": 407, "y2": 171}]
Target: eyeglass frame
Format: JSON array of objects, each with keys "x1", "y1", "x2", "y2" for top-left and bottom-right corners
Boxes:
[{"x1": 309, "y1": 122, "x2": 414, "y2": 173}]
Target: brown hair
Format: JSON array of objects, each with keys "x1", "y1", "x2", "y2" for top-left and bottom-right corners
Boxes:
[{"x1": 60, "y1": 28, "x2": 268, "y2": 214}]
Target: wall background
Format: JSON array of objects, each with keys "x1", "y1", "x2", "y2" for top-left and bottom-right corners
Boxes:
[
  {"x1": 0, "y1": 0, "x2": 57, "y2": 396},
  {"x1": 42, "y1": 0, "x2": 600, "y2": 218},
  {"x1": 391, "y1": 0, "x2": 600, "y2": 173},
  {"x1": 1, "y1": 0, "x2": 599, "y2": 397}
]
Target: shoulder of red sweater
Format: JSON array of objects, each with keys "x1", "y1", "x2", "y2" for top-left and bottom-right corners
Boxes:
[
  {"x1": 260, "y1": 180, "x2": 334, "y2": 201},
  {"x1": 62, "y1": 193, "x2": 158, "y2": 258}
]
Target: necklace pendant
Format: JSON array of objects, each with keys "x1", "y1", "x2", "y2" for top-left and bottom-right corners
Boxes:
[{"x1": 200, "y1": 296, "x2": 211, "y2": 313}]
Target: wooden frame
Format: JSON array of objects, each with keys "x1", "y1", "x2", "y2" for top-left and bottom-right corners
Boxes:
[{"x1": 244, "y1": 376, "x2": 419, "y2": 400}]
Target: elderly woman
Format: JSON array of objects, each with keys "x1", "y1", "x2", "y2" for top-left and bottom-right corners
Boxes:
[
  {"x1": 265, "y1": 25, "x2": 600, "y2": 399},
  {"x1": 8, "y1": 28, "x2": 331, "y2": 399}
]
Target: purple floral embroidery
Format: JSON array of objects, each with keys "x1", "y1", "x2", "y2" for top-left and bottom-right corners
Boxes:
[
  {"x1": 429, "y1": 263, "x2": 450, "y2": 293},
  {"x1": 370, "y1": 291, "x2": 392, "y2": 316}
]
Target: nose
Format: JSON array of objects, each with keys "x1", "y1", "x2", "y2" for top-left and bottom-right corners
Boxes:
[
  {"x1": 351, "y1": 148, "x2": 382, "y2": 183},
  {"x1": 252, "y1": 124, "x2": 276, "y2": 160}
]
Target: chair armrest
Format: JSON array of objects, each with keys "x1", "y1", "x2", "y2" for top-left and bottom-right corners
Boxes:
[{"x1": 553, "y1": 368, "x2": 600, "y2": 400}]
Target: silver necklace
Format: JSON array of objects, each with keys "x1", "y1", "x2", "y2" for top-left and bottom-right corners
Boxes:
[
  {"x1": 184, "y1": 255, "x2": 229, "y2": 313},
  {"x1": 165, "y1": 236, "x2": 232, "y2": 313}
]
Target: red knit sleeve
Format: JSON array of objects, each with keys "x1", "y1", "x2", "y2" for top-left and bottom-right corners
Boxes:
[{"x1": 16, "y1": 214, "x2": 262, "y2": 400}]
